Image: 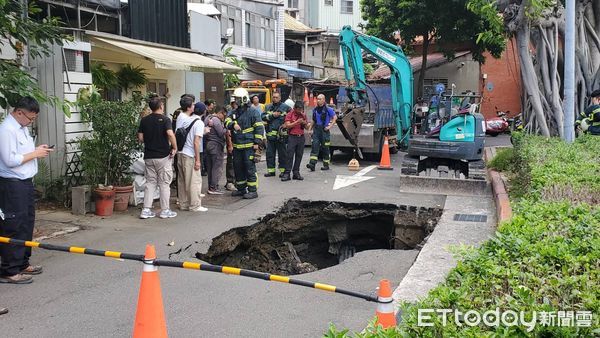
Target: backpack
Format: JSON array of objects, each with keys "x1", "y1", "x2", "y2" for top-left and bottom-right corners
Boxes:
[{"x1": 175, "y1": 118, "x2": 198, "y2": 151}]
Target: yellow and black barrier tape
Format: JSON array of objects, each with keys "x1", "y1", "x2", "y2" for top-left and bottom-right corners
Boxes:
[
  {"x1": 0, "y1": 237, "x2": 379, "y2": 303},
  {"x1": 0, "y1": 237, "x2": 145, "y2": 262},
  {"x1": 153, "y1": 259, "x2": 379, "y2": 302}
]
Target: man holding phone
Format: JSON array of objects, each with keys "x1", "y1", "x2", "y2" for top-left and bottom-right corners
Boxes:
[{"x1": 0, "y1": 96, "x2": 53, "y2": 286}]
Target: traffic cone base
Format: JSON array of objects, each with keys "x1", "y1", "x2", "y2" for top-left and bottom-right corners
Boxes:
[
  {"x1": 377, "y1": 136, "x2": 393, "y2": 170},
  {"x1": 133, "y1": 245, "x2": 168, "y2": 338}
]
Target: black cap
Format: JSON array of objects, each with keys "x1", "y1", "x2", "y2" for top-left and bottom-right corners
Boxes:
[
  {"x1": 294, "y1": 101, "x2": 304, "y2": 109},
  {"x1": 591, "y1": 89, "x2": 600, "y2": 98}
]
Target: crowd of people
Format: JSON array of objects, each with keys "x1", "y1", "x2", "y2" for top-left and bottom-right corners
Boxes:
[{"x1": 136, "y1": 88, "x2": 337, "y2": 219}]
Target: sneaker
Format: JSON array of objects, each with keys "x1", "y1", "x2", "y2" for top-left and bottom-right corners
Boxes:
[
  {"x1": 0, "y1": 274, "x2": 33, "y2": 284},
  {"x1": 159, "y1": 209, "x2": 178, "y2": 219},
  {"x1": 0, "y1": 307, "x2": 7, "y2": 315},
  {"x1": 306, "y1": 163, "x2": 315, "y2": 172},
  {"x1": 232, "y1": 190, "x2": 247, "y2": 197},
  {"x1": 190, "y1": 206, "x2": 208, "y2": 212},
  {"x1": 243, "y1": 191, "x2": 258, "y2": 199},
  {"x1": 225, "y1": 183, "x2": 237, "y2": 191},
  {"x1": 207, "y1": 189, "x2": 225, "y2": 195},
  {"x1": 264, "y1": 172, "x2": 276, "y2": 177},
  {"x1": 293, "y1": 174, "x2": 304, "y2": 180},
  {"x1": 140, "y1": 208, "x2": 156, "y2": 219},
  {"x1": 179, "y1": 206, "x2": 190, "y2": 211},
  {"x1": 20, "y1": 265, "x2": 42, "y2": 275}
]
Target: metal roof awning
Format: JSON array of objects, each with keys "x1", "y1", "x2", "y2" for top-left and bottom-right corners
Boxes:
[
  {"x1": 255, "y1": 61, "x2": 312, "y2": 79},
  {"x1": 90, "y1": 36, "x2": 240, "y2": 73},
  {"x1": 187, "y1": 3, "x2": 221, "y2": 16}
]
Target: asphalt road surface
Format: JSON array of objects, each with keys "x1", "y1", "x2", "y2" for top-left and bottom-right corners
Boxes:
[{"x1": 2, "y1": 149, "x2": 446, "y2": 337}]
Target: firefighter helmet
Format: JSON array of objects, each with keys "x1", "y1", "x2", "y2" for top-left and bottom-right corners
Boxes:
[{"x1": 232, "y1": 88, "x2": 250, "y2": 105}]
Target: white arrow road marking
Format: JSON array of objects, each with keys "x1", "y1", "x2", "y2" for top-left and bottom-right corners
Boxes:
[{"x1": 333, "y1": 165, "x2": 377, "y2": 190}]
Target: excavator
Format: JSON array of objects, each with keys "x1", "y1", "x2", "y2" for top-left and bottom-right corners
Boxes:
[{"x1": 337, "y1": 26, "x2": 486, "y2": 180}]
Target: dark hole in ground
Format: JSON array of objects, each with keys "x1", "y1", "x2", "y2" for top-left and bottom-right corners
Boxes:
[{"x1": 196, "y1": 198, "x2": 443, "y2": 275}]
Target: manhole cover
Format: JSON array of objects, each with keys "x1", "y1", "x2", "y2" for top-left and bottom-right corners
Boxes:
[
  {"x1": 453, "y1": 214, "x2": 488, "y2": 222},
  {"x1": 194, "y1": 198, "x2": 443, "y2": 275}
]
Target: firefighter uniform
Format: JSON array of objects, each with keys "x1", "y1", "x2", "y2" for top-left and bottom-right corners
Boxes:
[
  {"x1": 262, "y1": 101, "x2": 291, "y2": 176},
  {"x1": 307, "y1": 104, "x2": 336, "y2": 171},
  {"x1": 225, "y1": 105, "x2": 265, "y2": 196},
  {"x1": 576, "y1": 104, "x2": 600, "y2": 135}
]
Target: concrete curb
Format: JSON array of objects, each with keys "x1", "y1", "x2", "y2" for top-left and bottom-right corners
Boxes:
[{"x1": 484, "y1": 147, "x2": 512, "y2": 223}]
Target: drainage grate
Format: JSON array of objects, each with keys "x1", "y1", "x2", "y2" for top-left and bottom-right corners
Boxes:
[{"x1": 453, "y1": 214, "x2": 488, "y2": 223}]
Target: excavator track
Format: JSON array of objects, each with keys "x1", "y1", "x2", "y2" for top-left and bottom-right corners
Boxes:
[
  {"x1": 467, "y1": 160, "x2": 487, "y2": 181},
  {"x1": 401, "y1": 154, "x2": 487, "y2": 180},
  {"x1": 400, "y1": 155, "x2": 419, "y2": 176}
]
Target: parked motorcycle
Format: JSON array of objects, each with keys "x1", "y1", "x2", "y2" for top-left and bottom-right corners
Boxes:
[{"x1": 485, "y1": 110, "x2": 510, "y2": 136}]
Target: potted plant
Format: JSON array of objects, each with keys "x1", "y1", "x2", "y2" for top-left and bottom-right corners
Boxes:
[{"x1": 77, "y1": 87, "x2": 143, "y2": 216}]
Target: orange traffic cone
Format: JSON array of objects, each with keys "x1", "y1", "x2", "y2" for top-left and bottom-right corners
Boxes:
[
  {"x1": 377, "y1": 136, "x2": 393, "y2": 170},
  {"x1": 303, "y1": 88, "x2": 309, "y2": 104},
  {"x1": 375, "y1": 279, "x2": 396, "y2": 328},
  {"x1": 133, "y1": 245, "x2": 168, "y2": 338}
]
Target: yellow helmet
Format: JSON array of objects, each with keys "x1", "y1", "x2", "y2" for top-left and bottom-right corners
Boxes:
[{"x1": 232, "y1": 88, "x2": 250, "y2": 105}]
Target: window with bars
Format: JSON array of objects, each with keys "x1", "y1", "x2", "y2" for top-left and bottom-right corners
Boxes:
[
  {"x1": 243, "y1": 10, "x2": 275, "y2": 51},
  {"x1": 341, "y1": 0, "x2": 353, "y2": 13}
]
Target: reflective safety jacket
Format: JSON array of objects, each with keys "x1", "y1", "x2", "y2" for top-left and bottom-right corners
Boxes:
[
  {"x1": 225, "y1": 105, "x2": 265, "y2": 149},
  {"x1": 576, "y1": 104, "x2": 600, "y2": 127},
  {"x1": 262, "y1": 102, "x2": 290, "y2": 140}
]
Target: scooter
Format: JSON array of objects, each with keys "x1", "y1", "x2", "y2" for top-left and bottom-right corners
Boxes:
[{"x1": 485, "y1": 109, "x2": 510, "y2": 136}]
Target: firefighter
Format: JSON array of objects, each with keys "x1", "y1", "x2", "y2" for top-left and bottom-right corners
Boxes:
[
  {"x1": 224, "y1": 88, "x2": 265, "y2": 199},
  {"x1": 307, "y1": 94, "x2": 337, "y2": 171},
  {"x1": 262, "y1": 92, "x2": 291, "y2": 177},
  {"x1": 576, "y1": 89, "x2": 600, "y2": 136}
]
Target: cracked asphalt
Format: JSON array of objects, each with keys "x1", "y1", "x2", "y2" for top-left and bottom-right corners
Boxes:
[{"x1": 1, "y1": 149, "x2": 467, "y2": 337}]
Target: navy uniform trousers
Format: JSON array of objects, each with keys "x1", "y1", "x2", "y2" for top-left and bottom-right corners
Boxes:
[{"x1": 0, "y1": 178, "x2": 35, "y2": 276}]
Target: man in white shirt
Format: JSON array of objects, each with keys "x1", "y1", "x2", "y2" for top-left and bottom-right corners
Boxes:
[
  {"x1": 175, "y1": 96, "x2": 208, "y2": 212},
  {"x1": 0, "y1": 97, "x2": 53, "y2": 285}
]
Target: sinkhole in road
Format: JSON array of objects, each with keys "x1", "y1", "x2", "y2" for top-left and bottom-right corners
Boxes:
[{"x1": 197, "y1": 198, "x2": 443, "y2": 275}]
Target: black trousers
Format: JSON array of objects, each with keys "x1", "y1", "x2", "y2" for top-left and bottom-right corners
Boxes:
[
  {"x1": 233, "y1": 148, "x2": 258, "y2": 192},
  {"x1": 266, "y1": 138, "x2": 287, "y2": 174},
  {"x1": 285, "y1": 135, "x2": 305, "y2": 175},
  {"x1": 0, "y1": 178, "x2": 35, "y2": 276},
  {"x1": 226, "y1": 152, "x2": 235, "y2": 184}
]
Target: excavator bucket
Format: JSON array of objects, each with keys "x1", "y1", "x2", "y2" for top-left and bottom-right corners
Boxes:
[{"x1": 336, "y1": 106, "x2": 365, "y2": 159}]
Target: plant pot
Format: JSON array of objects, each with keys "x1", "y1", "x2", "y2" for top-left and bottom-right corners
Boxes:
[
  {"x1": 114, "y1": 185, "x2": 134, "y2": 212},
  {"x1": 94, "y1": 187, "x2": 116, "y2": 217}
]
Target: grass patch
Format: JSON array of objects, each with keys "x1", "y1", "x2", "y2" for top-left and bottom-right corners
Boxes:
[
  {"x1": 325, "y1": 134, "x2": 600, "y2": 337},
  {"x1": 487, "y1": 147, "x2": 514, "y2": 172}
]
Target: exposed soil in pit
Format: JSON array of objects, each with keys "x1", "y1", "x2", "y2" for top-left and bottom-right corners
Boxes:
[{"x1": 196, "y1": 198, "x2": 443, "y2": 275}]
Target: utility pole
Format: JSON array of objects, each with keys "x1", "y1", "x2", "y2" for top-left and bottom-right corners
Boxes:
[{"x1": 564, "y1": 0, "x2": 575, "y2": 142}]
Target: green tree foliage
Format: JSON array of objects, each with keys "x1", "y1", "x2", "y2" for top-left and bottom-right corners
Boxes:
[
  {"x1": 0, "y1": 0, "x2": 69, "y2": 113},
  {"x1": 77, "y1": 87, "x2": 144, "y2": 187},
  {"x1": 360, "y1": 0, "x2": 505, "y2": 95},
  {"x1": 223, "y1": 47, "x2": 247, "y2": 88}
]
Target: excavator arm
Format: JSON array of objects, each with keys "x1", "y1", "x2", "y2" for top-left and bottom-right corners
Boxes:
[{"x1": 338, "y1": 26, "x2": 414, "y2": 152}]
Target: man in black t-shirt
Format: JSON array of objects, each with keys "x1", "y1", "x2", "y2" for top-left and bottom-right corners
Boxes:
[{"x1": 137, "y1": 97, "x2": 178, "y2": 219}]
